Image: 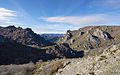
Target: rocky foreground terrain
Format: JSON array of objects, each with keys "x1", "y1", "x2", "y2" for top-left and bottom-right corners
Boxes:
[
  {"x1": 0, "y1": 26, "x2": 120, "y2": 75},
  {"x1": 55, "y1": 44, "x2": 120, "y2": 75},
  {"x1": 33, "y1": 44, "x2": 120, "y2": 75}
]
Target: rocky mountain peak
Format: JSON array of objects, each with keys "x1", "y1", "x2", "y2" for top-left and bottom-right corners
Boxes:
[
  {"x1": 60, "y1": 26, "x2": 120, "y2": 50},
  {"x1": 0, "y1": 26, "x2": 51, "y2": 46},
  {"x1": 93, "y1": 29, "x2": 112, "y2": 40},
  {"x1": 6, "y1": 25, "x2": 16, "y2": 29}
]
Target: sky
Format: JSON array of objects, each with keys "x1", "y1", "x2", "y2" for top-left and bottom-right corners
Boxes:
[{"x1": 0, "y1": 0, "x2": 120, "y2": 34}]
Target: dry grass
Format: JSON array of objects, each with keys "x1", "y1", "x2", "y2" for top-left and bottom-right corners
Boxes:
[
  {"x1": 33, "y1": 60, "x2": 64, "y2": 75},
  {"x1": 0, "y1": 62, "x2": 35, "y2": 75}
]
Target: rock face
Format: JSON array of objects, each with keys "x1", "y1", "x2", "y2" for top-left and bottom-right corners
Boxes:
[
  {"x1": 0, "y1": 26, "x2": 51, "y2": 46},
  {"x1": 63, "y1": 30, "x2": 73, "y2": 42},
  {"x1": 59, "y1": 26, "x2": 120, "y2": 50},
  {"x1": 93, "y1": 29, "x2": 112, "y2": 40},
  {"x1": 88, "y1": 35, "x2": 100, "y2": 45}
]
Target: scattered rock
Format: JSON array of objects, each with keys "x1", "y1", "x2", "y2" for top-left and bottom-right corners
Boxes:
[{"x1": 70, "y1": 39, "x2": 75, "y2": 44}]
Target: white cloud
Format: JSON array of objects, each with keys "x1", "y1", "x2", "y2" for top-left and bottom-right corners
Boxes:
[
  {"x1": 33, "y1": 27, "x2": 65, "y2": 34},
  {"x1": 0, "y1": 8, "x2": 17, "y2": 25},
  {"x1": 40, "y1": 15, "x2": 107, "y2": 25}
]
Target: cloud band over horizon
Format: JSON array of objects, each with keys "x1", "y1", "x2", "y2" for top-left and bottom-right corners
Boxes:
[
  {"x1": 0, "y1": 8, "x2": 17, "y2": 25},
  {"x1": 40, "y1": 15, "x2": 108, "y2": 25}
]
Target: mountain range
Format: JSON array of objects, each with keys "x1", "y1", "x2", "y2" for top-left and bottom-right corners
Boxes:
[
  {"x1": 0, "y1": 26, "x2": 81, "y2": 65},
  {"x1": 0, "y1": 25, "x2": 120, "y2": 75}
]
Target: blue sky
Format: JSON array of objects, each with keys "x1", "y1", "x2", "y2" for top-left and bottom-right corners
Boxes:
[{"x1": 0, "y1": 0, "x2": 120, "y2": 34}]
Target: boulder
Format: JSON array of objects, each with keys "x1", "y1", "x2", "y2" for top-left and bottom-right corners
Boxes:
[
  {"x1": 64, "y1": 30, "x2": 72, "y2": 42},
  {"x1": 88, "y1": 35, "x2": 100, "y2": 45},
  {"x1": 80, "y1": 32, "x2": 85, "y2": 35},
  {"x1": 93, "y1": 29, "x2": 112, "y2": 40}
]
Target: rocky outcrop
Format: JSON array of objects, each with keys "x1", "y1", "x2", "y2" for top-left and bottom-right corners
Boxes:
[
  {"x1": 63, "y1": 30, "x2": 73, "y2": 42},
  {"x1": 0, "y1": 26, "x2": 51, "y2": 46},
  {"x1": 93, "y1": 29, "x2": 112, "y2": 40},
  {"x1": 59, "y1": 26, "x2": 120, "y2": 50},
  {"x1": 88, "y1": 35, "x2": 100, "y2": 45}
]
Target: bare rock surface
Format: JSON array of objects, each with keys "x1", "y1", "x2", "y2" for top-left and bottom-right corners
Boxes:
[{"x1": 55, "y1": 44, "x2": 120, "y2": 75}]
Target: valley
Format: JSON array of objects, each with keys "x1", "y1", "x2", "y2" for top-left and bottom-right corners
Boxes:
[{"x1": 0, "y1": 26, "x2": 120, "y2": 75}]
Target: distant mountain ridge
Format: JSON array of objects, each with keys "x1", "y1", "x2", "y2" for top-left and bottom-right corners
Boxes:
[
  {"x1": 0, "y1": 26, "x2": 51, "y2": 46},
  {"x1": 41, "y1": 34, "x2": 64, "y2": 43}
]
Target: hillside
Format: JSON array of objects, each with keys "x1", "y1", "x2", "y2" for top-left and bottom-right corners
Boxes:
[
  {"x1": 0, "y1": 41, "x2": 82, "y2": 65},
  {"x1": 0, "y1": 26, "x2": 81, "y2": 65},
  {"x1": 59, "y1": 26, "x2": 120, "y2": 51},
  {"x1": 55, "y1": 44, "x2": 120, "y2": 75},
  {"x1": 0, "y1": 26, "x2": 51, "y2": 46}
]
